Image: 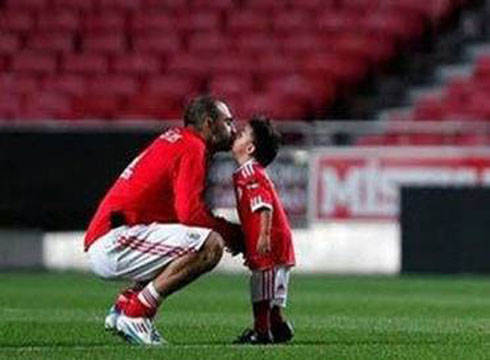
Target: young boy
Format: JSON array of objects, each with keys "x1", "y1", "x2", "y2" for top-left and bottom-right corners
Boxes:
[{"x1": 231, "y1": 116, "x2": 296, "y2": 344}]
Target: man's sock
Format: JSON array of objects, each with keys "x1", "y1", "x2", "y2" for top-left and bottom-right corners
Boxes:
[
  {"x1": 114, "y1": 289, "x2": 137, "y2": 312},
  {"x1": 124, "y1": 282, "x2": 161, "y2": 318},
  {"x1": 253, "y1": 300, "x2": 271, "y2": 336}
]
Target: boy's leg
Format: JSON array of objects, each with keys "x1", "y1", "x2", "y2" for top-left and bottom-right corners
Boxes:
[
  {"x1": 234, "y1": 268, "x2": 274, "y2": 344},
  {"x1": 270, "y1": 266, "x2": 294, "y2": 343}
]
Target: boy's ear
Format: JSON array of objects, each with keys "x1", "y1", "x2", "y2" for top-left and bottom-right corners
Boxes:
[{"x1": 246, "y1": 143, "x2": 255, "y2": 155}]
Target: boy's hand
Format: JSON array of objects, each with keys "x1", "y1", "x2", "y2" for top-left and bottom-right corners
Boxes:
[{"x1": 256, "y1": 234, "x2": 271, "y2": 255}]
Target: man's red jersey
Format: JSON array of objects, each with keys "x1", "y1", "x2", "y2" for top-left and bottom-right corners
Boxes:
[
  {"x1": 84, "y1": 127, "x2": 238, "y2": 251},
  {"x1": 233, "y1": 160, "x2": 296, "y2": 270}
]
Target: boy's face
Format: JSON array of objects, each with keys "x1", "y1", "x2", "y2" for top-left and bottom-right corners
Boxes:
[{"x1": 232, "y1": 124, "x2": 255, "y2": 161}]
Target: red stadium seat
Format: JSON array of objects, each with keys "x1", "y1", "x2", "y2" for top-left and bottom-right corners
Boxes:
[
  {"x1": 22, "y1": 92, "x2": 71, "y2": 119},
  {"x1": 291, "y1": 0, "x2": 336, "y2": 10},
  {"x1": 88, "y1": 76, "x2": 139, "y2": 97},
  {"x1": 188, "y1": 32, "x2": 230, "y2": 54},
  {"x1": 271, "y1": 11, "x2": 313, "y2": 34},
  {"x1": 140, "y1": 0, "x2": 188, "y2": 11},
  {"x1": 0, "y1": 10, "x2": 35, "y2": 33},
  {"x1": 5, "y1": 0, "x2": 48, "y2": 10},
  {"x1": 113, "y1": 54, "x2": 161, "y2": 75},
  {"x1": 206, "y1": 55, "x2": 255, "y2": 75},
  {"x1": 51, "y1": 0, "x2": 94, "y2": 11},
  {"x1": 255, "y1": 54, "x2": 298, "y2": 76},
  {"x1": 37, "y1": 10, "x2": 80, "y2": 32},
  {"x1": 0, "y1": 33, "x2": 21, "y2": 54},
  {"x1": 12, "y1": 52, "x2": 58, "y2": 74},
  {"x1": 133, "y1": 34, "x2": 181, "y2": 56},
  {"x1": 208, "y1": 75, "x2": 254, "y2": 98},
  {"x1": 235, "y1": 33, "x2": 278, "y2": 54},
  {"x1": 176, "y1": 12, "x2": 221, "y2": 33},
  {"x1": 71, "y1": 95, "x2": 122, "y2": 119},
  {"x1": 83, "y1": 12, "x2": 126, "y2": 34},
  {"x1": 166, "y1": 54, "x2": 209, "y2": 78},
  {"x1": 28, "y1": 33, "x2": 74, "y2": 53},
  {"x1": 130, "y1": 12, "x2": 177, "y2": 34},
  {"x1": 226, "y1": 12, "x2": 270, "y2": 34},
  {"x1": 246, "y1": 0, "x2": 289, "y2": 12},
  {"x1": 192, "y1": 0, "x2": 236, "y2": 11},
  {"x1": 94, "y1": 0, "x2": 140, "y2": 11},
  {"x1": 301, "y1": 52, "x2": 365, "y2": 84},
  {"x1": 125, "y1": 93, "x2": 184, "y2": 119},
  {"x1": 0, "y1": 95, "x2": 23, "y2": 120},
  {"x1": 42, "y1": 75, "x2": 88, "y2": 96},
  {"x1": 0, "y1": 74, "x2": 40, "y2": 94},
  {"x1": 145, "y1": 74, "x2": 201, "y2": 96},
  {"x1": 83, "y1": 34, "x2": 127, "y2": 54},
  {"x1": 63, "y1": 53, "x2": 108, "y2": 75}
]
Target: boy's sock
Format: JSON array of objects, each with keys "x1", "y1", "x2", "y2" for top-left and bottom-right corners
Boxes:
[
  {"x1": 124, "y1": 282, "x2": 161, "y2": 318},
  {"x1": 270, "y1": 305, "x2": 286, "y2": 327},
  {"x1": 253, "y1": 300, "x2": 271, "y2": 335}
]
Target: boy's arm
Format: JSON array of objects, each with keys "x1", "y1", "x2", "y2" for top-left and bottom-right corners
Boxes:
[{"x1": 256, "y1": 209, "x2": 272, "y2": 255}]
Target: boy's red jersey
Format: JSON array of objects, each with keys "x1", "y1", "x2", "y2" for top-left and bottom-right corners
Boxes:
[{"x1": 233, "y1": 160, "x2": 296, "y2": 270}]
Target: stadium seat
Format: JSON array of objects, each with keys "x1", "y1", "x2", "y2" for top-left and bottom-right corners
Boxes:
[
  {"x1": 0, "y1": 95, "x2": 23, "y2": 120},
  {"x1": 133, "y1": 34, "x2": 181, "y2": 56},
  {"x1": 0, "y1": 33, "x2": 21, "y2": 54},
  {"x1": 140, "y1": 0, "x2": 188, "y2": 11},
  {"x1": 113, "y1": 54, "x2": 161, "y2": 75},
  {"x1": 51, "y1": 0, "x2": 94, "y2": 11},
  {"x1": 12, "y1": 52, "x2": 57, "y2": 74},
  {"x1": 235, "y1": 33, "x2": 278, "y2": 54},
  {"x1": 71, "y1": 95, "x2": 122, "y2": 119},
  {"x1": 145, "y1": 74, "x2": 201, "y2": 96},
  {"x1": 28, "y1": 33, "x2": 74, "y2": 53},
  {"x1": 166, "y1": 54, "x2": 209, "y2": 78},
  {"x1": 22, "y1": 92, "x2": 71, "y2": 119},
  {"x1": 0, "y1": 10, "x2": 35, "y2": 33},
  {"x1": 272, "y1": 11, "x2": 313, "y2": 34},
  {"x1": 37, "y1": 10, "x2": 80, "y2": 32},
  {"x1": 88, "y1": 76, "x2": 139, "y2": 97},
  {"x1": 83, "y1": 12, "x2": 126, "y2": 34},
  {"x1": 94, "y1": 0, "x2": 140, "y2": 12},
  {"x1": 413, "y1": 96, "x2": 445, "y2": 121},
  {"x1": 0, "y1": 74, "x2": 40, "y2": 95},
  {"x1": 83, "y1": 34, "x2": 127, "y2": 54},
  {"x1": 130, "y1": 12, "x2": 177, "y2": 34},
  {"x1": 63, "y1": 54, "x2": 108, "y2": 75},
  {"x1": 226, "y1": 12, "x2": 270, "y2": 34},
  {"x1": 4, "y1": 0, "x2": 48, "y2": 11},
  {"x1": 176, "y1": 12, "x2": 221, "y2": 33},
  {"x1": 42, "y1": 75, "x2": 88, "y2": 96},
  {"x1": 208, "y1": 75, "x2": 254, "y2": 98},
  {"x1": 188, "y1": 32, "x2": 230, "y2": 54}
]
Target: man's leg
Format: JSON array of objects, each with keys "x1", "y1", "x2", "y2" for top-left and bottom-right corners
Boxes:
[{"x1": 124, "y1": 231, "x2": 224, "y2": 317}]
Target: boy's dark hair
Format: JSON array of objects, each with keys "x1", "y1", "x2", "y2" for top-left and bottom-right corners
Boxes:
[
  {"x1": 183, "y1": 95, "x2": 221, "y2": 129},
  {"x1": 249, "y1": 115, "x2": 282, "y2": 167}
]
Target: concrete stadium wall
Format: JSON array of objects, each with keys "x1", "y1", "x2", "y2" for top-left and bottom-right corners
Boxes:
[{"x1": 39, "y1": 223, "x2": 400, "y2": 274}]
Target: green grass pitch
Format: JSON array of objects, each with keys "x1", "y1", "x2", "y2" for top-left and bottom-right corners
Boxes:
[{"x1": 1, "y1": 272, "x2": 490, "y2": 359}]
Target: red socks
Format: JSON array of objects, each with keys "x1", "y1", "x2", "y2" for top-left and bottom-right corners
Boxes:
[
  {"x1": 253, "y1": 301, "x2": 271, "y2": 335},
  {"x1": 124, "y1": 282, "x2": 161, "y2": 318}
]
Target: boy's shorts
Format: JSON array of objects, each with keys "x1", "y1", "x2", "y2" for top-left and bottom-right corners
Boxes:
[{"x1": 250, "y1": 266, "x2": 292, "y2": 308}]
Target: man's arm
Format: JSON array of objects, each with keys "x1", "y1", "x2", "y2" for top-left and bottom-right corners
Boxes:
[{"x1": 174, "y1": 148, "x2": 244, "y2": 251}]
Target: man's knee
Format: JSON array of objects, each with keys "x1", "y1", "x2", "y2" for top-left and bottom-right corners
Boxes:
[{"x1": 201, "y1": 231, "x2": 225, "y2": 268}]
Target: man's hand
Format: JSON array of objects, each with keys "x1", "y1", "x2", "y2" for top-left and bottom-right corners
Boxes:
[{"x1": 256, "y1": 233, "x2": 271, "y2": 255}]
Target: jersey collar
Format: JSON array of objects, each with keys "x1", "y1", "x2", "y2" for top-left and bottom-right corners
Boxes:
[{"x1": 234, "y1": 159, "x2": 258, "y2": 173}]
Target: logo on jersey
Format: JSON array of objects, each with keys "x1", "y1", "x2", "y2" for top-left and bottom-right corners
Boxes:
[
  {"x1": 188, "y1": 232, "x2": 201, "y2": 241},
  {"x1": 160, "y1": 129, "x2": 183, "y2": 143}
]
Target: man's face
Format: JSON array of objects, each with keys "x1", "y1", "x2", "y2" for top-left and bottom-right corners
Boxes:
[{"x1": 210, "y1": 101, "x2": 236, "y2": 152}]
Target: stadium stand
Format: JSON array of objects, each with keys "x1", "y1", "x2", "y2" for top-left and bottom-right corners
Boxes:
[{"x1": 0, "y1": 0, "x2": 474, "y2": 121}]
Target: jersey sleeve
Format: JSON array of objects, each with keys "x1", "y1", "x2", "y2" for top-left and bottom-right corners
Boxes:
[
  {"x1": 173, "y1": 145, "x2": 241, "y2": 245},
  {"x1": 244, "y1": 175, "x2": 274, "y2": 213}
]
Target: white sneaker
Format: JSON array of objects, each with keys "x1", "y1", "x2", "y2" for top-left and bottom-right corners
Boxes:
[
  {"x1": 116, "y1": 314, "x2": 165, "y2": 346},
  {"x1": 104, "y1": 305, "x2": 119, "y2": 332}
]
